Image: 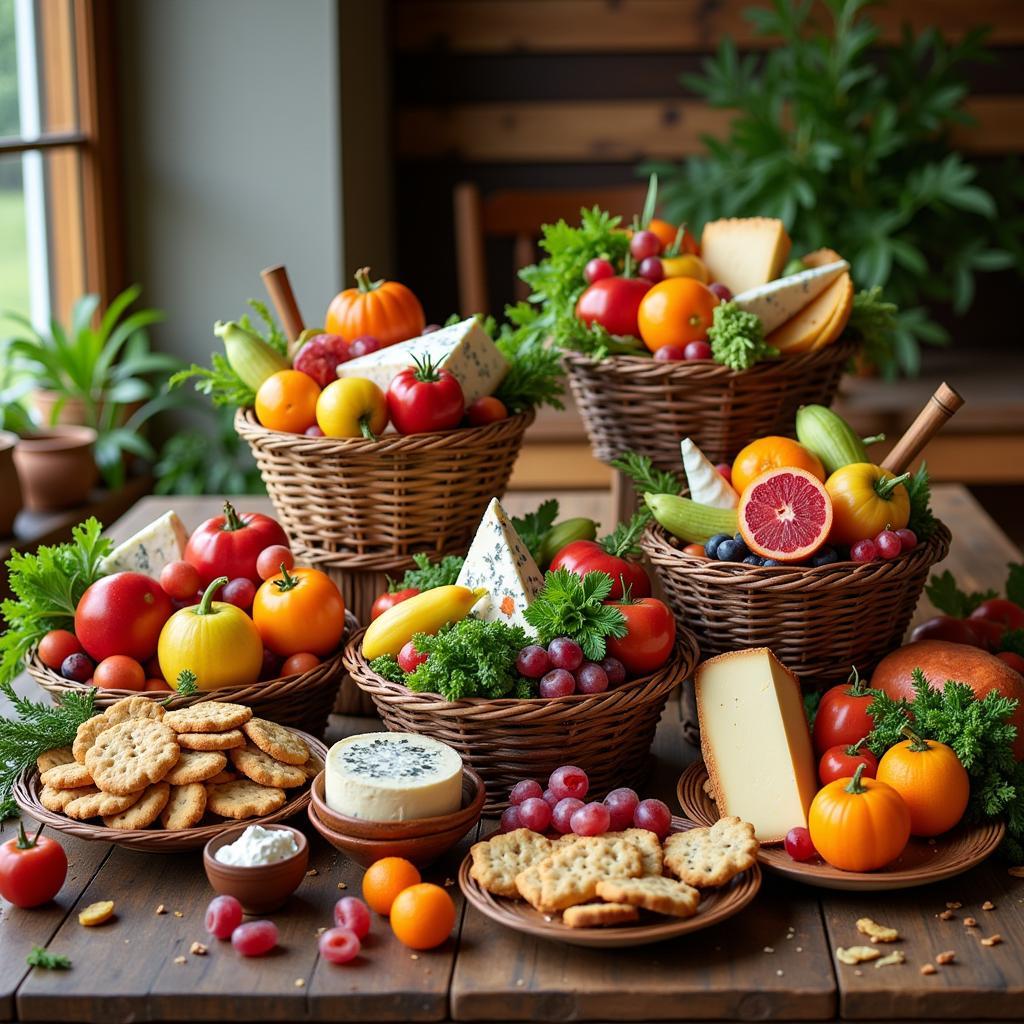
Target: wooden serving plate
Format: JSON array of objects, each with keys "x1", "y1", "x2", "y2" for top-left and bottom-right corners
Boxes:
[
  {"x1": 458, "y1": 816, "x2": 761, "y2": 948},
  {"x1": 677, "y1": 761, "x2": 1005, "y2": 892}
]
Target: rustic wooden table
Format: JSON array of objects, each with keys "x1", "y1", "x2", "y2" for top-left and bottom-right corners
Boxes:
[{"x1": 1, "y1": 486, "x2": 1021, "y2": 1023}]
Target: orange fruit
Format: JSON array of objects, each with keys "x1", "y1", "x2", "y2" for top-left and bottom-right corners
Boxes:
[
  {"x1": 637, "y1": 277, "x2": 718, "y2": 352},
  {"x1": 738, "y1": 467, "x2": 833, "y2": 563},
  {"x1": 362, "y1": 857, "x2": 421, "y2": 915},
  {"x1": 254, "y1": 370, "x2": 320, "y2": 433},
  {"x1": 389, "y1": 883, "x2": 456, "y2": 950},
  {"x1": 731, "y1": 436, "x2": 826, "y2": 496},
  {"x1": 646, "y1": 218, "x2": 699, "y2": 255}
]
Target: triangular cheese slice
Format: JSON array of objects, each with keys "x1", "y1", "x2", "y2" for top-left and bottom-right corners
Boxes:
[
  {"x1": 733, "y1": 260, "x2": 849, "y2": 334},
  {"x1": 766, "y1": 248, "x2": 854, "y2": 354},
  {"x1": 700, "y1": 217, "x2": 792, "y2": 295}
]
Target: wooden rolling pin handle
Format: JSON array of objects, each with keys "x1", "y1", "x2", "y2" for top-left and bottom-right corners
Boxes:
[
  {"x1": 260, "y1": 265, "x2": 305, "y2": 350},
  {"x1": 880, "y1": 382, "x2": 964, "y2": 475}
]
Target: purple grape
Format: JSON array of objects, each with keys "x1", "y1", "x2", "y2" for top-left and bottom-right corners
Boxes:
[
  {"x1": 653, "y1": 345, "x2": 687, "y2": 362},
  {"x1": 633, "y1": 798, "x2": 672, "y2": 839},
  {"x1": 60, "y1": 653, "x2": 93, "y2": 682},
  {"x1": 516, "y1": 645, "x2": 551, "y2": 679},
  {"x1": 348, "y1": 336, "x2": 380, "y2": 357},
  {"x1": 708, "y1": 282, "x2": 732, "y2": 302},
  {"x1": 600, "y1": 657, "x2": 626, "y2": 687},
  {"x1": 547, "y1": 637, "x2": 583, "y2": 672},
  {"x1": 518, "y1": 796, "x2": 553, "y2": 833},
  {"x1": 539, "y1": 669, "x2": 576, "y2": 698},
  {"x1": 683, "y1": 340, "x2": 713, "y2": 360},
  {"x1": 638, "y1": 257, "x2": 664, "y2": 283},
  {"x1": 570, "y1": 801, "x2": 611, "y2": 837},
  {"x1": 542, "y1": 788, "x2": 559, "y2": 809},
  {"x1": 851, "y1": 538, "x2": 878, "y2": 563},
  {"x1": 575, "y1": 661, "x2": 609, "y2": 694},
  {"x1": 875, "y1": 530, "x2": 902, "y2": 559},
  {"x1": 629, "y1": 230, "x2": 662, "y2": 262},
  {"x1": 509, "y1": 779, "x2": 543, "y2": 806},
  {"x1": 551, "y1": 797, "x2": 584, "y2": 834},
  {"x1": 896, "y1": 528, "x2": 918, "y2": 552},
  {"x1": 498, "y1": 805, "x2": 522, "y2": 833},
  {"x1": 549, "y1": 765, "x2": 589, "y2": 801},
  {"x1": 604, "y1": 787, "x2": 640, "y2": 831}
]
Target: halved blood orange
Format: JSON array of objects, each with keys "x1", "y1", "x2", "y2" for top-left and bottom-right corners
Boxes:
[{"x1": 738, "y1": 467, "x2": 833, "y2": 563}]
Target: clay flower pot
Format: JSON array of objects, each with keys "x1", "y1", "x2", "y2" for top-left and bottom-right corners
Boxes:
[
  {"x1": 13, "y1": 426, "x2": 98, "y2": 512},
  {"x1": 0, "y1": 431, "x2": 23, "y2": 536}
]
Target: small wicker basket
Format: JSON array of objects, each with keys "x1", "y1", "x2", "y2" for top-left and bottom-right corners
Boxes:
[
  {"x1": 25, "y1": 611, "x2": 358, "y2": 738},
  {"x1": 343, "y1": 628, "x2": 700, "y2": 812},
  {"x1": 641, "y1": 521, "x2": 951, "y2": 686},
  {"x1": 563, "y1": 338, "x2": 857, "y2": 469}
]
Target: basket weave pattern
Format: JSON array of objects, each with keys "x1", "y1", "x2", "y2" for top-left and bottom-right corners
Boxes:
[
  {"x1": 235, "y1": 408, "x2": 535, "y2": 567},
  {"x1": 343, "y1": 628, "x2": 700, "y2": 812},
  {"x1": 641, "y1": 521, "x2": 951, "y2": 686},
  {"x1": 563, "y1": 339, "x2": 857, "y2": 468}
]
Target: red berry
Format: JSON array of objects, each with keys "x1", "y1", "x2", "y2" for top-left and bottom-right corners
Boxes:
[
  {"x1": 638, "y1": 257, "x2": 664, "y2": 283},
  {"x1": 683, "y1": 340, "x2": 713, "y2": 360},
  {"x1": 333, "y1": 897, "x2": 371, "y2": 938},
  {"x1": 784, "y1": 826, "x2": 817, "y2": 862},
  {"x1": 584, "y1": 257, "x2": 615, "y2": 284},
  {"x1": 516, "y1": 645, "x2": 550, "y2": 679},
  {"x1": 509, "y1": 780, "x2": 543, "y2": 806},
  {"x1": 653, "y1": 345, "x2": 688, "y2": 362},
  {"x1": 895, "y1": 528, "x2": 917, "y2": 552},
  {"x1": 231, "y1": 920, "x2": 278, "y2": 957},
  {"x1": 551, "y1": 797, "x2": 584, "y2": 835},
  {"x1": 319, "y1": 927, "x2": 361, "y2": 964},
  {"x1": 715, "y1": 462, "x2": 733, "y2": 484},
  {"x1": 160, "y1": 561, "x2": 201, "y2": 601},
  {"x1": 600, "y1": 657, "x2": 626, "y2": 686},
  {"x1": 549, "y1": 765, "x2": 589, "y2": 801},
  {"x1": 397, "y1": 640, "x2": 428, "y2": 673},
  {"x1": 539, "y1": 669, "x2": 575, "y2": 698},
  {"x1": 257, "y1": 545, "x2": 294, "y2": 581},
  {"x1": 851, "y1": 539, "x2": 878, "y2": 563},
  {"x1": 348, "y1": 336, "x2": 380, "y2": 358},
  {"x1": 305, "y1": 425, "x2": 325, "y2": 437},
  {"x1": 221, "y1": 577, "x2": 256, "y2": 610},
  {"x1": 547, "y1": 637, "x2": 583, "y2": 672},
  {"x1": 498, "y1": 806, "x2": 522, "y2": 833},
  {"x1": 61, "y1": 652, "x2": 93, "y2": 682},
  {"x1": 570, "y1": 801, "x2": 611, "y2": 837},
  {"x1": 542, "y1": 788, "x2": 559, "y2": 809},
  {"x1": 604, "y1": 787, "x2": 639, "y2": 830},
  {"x1": 518, "y1": 796, "x2": 553, "y2": 833},
  {"x1": 633, "y1": 798, "x2": 671, "y2": 839},
  {"x1": 875, "y1": 530, "x2": 902, "y2": 559},
  {"x1": 575, "y1": 661, "x2": 609, "y2": 694},
  {"x1": 205, "y1": 895, "x2": 243, "y2": 940}
]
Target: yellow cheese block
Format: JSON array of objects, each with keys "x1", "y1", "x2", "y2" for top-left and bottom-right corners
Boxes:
[
  {"x1": 700, "y1": 217, "x2": 792, "y2": 296},
  {"x1": 766, "y1": 247, "x2": 852, "y2": 354},
  {"x1": 696, "y1": 648, "x2": 818, "y2": 843}
]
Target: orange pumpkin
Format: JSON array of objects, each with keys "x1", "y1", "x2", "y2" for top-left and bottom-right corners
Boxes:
[
  {"x1": 731, "y1": 436, "x2": 826, "y2": 495},
  {"x1": 807, "y1": 764, "x2": 911, "y2": 872},
  {"x1": 325, "y1": 267, "x2": 425, "y2": 347},
  {"x1": 875, "y1": 728, "x2": 969, "y2": 836}
]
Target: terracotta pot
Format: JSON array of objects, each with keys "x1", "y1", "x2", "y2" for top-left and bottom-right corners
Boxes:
[
  {"x1": 31, "y1": 389, "x2": 143, "y2": 429},
  {"x1": 13, "y1": 426, "x2": 98, "y2": 512},
  {"x1": 0, "y1": 431, "x2": 23, "y2": 536}
]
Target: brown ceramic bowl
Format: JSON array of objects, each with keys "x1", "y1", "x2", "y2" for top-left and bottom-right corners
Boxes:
[
  {"x1": 309, "y1": 766, "x2": 485, "y2": 840},
  {"x1": 203, "y1": 825, "x2": 309, "y2": 913}
]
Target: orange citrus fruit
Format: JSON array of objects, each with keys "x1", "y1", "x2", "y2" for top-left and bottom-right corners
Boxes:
[
  {"x1": 646, "y1": 218, "x2": 699, "y2": 255},
  {"x1": 731, "y1": 436, "x2": 826, "y2": 496},
  {"x1": 361, "y1": 857, "x2": 421, "y2": 915},
  {"x1": 254, "y1": 370, "x2": 320, "y2": 433},
  {"x1": 738, "y1": 466, "x2": 833, "y2": 563},
  {"x1": 637, "y1": 277, "x2": 718, "y2": 352},
  {"x1": 389, "y1": 883, "x2": 456, "y2": 950}
]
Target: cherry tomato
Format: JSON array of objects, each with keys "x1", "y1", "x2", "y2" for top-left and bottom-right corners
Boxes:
[
  {"x1": 387, "y1": 361, "x2": 465, "y2": 435},
  {"x1": 397, "y1": 640, "x2": 428, "y2": 673},
  {"x1": 75, "y1": 572, "x2": 173, "y2": 662},
  {"x1": 818, "y1": 741, "x2": 878, "y2": 786},
  {"x1": 257, "y1": 545, "x2": 295, "y2": 582},
  {"x1": 575, "y1": 277, "x2": 651, "y2": 338},
  {"x1": 605, "y1": 597, "x2": 676, "y2": 675},
  {"x1": 160, "y1": 560, "x2": 201, "y2": 601},
  {"x1": 466, "y1": 396, "x2": 508, "y2": 427},
  {"x1": 637, "y1": 278, "x2": 718, "y2": 352},
  {"x1": 0, "y1": 823, "x2": 67, "y2": 908},
  {"x1": 185, "y1": 501, "x2": 289, "y2": 587},
  {"x1": 281, "y1": 652, "x2": 320, "y2": 675},
  {"x1": 144, "y1": 677, "x2": 172, "y2": 691},
  {"x1": 997, "y1": 651, "x2": 1024, "y2": 674},
  {"x1": 811, "y1": 668, "x2": 877, "y2": 755},
  {"x1": 549, "y1": 540, "x2": 650, "y2": 600},
  {"x1": 681, "y1": 543, "x2": 706, "y2": 557},
  {"x1": 370, "y1": 588, "x2": 420, "y2": 621},
  {"x1": 252, "y1": 566, "x2": 347, "y2": 657},
  {"x1": 970, "y1": 599, "x2": 1024, "y2": 633},
  {"x1": 93, "y1": 655, "x2": 146, "y2": 691},
  {"x1": 38, "y1": 630, "x2": 83, "y2": 670}
]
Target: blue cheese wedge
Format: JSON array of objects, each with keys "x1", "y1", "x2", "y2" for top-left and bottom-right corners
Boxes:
[
  {"x1": 733, "y1": 259, "x2": 849, "y2": 334},
  {"x1": 325, "y1": 733, "x2": 463, "y2": 821},
  {"x1": 456, "y1": 498, "x2": 544, "y2": 634},
  {"x1": 100, "y1": 511, "x2": 188, "y2": 578},
  {"x1": 334, "y1": 317, "x2": 509, "y2": 404}
]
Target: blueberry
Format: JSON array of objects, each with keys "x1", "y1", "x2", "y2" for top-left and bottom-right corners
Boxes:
[
  {"x1": 810, "y1": 547, "x2": 840, "y2": 567},
  {"x1": 705, "y1": 533, "x2": 731, "y2": 559},
  {"x1": 717, "y1": 539, "x2": 745, "y2": 562},
  {"x1": 742, "y1": 554, "x2": 763, "y2": 566},
  {"x1": 762, "y1": 558, "x2": 781, "y2": 567}
]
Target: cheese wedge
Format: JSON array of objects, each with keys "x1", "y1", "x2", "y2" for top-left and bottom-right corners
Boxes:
[
  {"x1": 733, "y1": 260, "x2": 849, "y2": 334},
  {"x1": 696, "y1": 648, "x2": 817, "y2": 843},
  {"x1": 766, "y1": 249, "x2": 853, "y2": 354},
  {"x1": 700, "y1": 217, "x2": 792, "y2": 295}
]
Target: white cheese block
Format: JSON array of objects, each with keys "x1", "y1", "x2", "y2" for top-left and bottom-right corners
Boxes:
[
  {"x1": 456, "y1": 498, "x2": 544, "y2": 634},
  {"x1": 695, "y1": 648, "x2": 818, "y2": 843},
  {"x1": 335, "y1": 317, "x2": 509, "y2": 404},
  {"x1": 325, "y1": 733, "x2": 463, "y2": 821},
  {"x1": 733, "y1": 260, "x2": 849, "y2": 334},
  {"x1": 100, "y1": 511, "x2": 188, "y2": 578}
]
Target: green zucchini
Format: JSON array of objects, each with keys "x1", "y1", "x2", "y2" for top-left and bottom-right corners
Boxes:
[
  {"x1": 644, "y1": 492, "x2": 739, "y2": 544},
  {"x1": 795, "y1": 404, "x2": 873, "y2": 475},
  {"x1": 537, "y1": 517, "x2": 598, "y2": 567},
  {"x1": 215, "y1": 320, "x2": 289, "y2": 391}
]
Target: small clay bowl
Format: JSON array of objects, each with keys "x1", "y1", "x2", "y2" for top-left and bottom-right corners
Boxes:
[
  {"x1": 310, "y1": 766, "x2": 485, "y2": 840},
  {"x1": 306, "y1": 801, "x2": 477, "y2": 869},
  {"x1": 203, "y1": 825, "x2": 309, "y2": 913}
]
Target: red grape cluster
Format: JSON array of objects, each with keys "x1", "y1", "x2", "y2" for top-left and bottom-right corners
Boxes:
[
  {"x1": 851, "y1": 527, "x2": 917, "y2": 564},
  {"x1": 516, "y1": 637, "x2": 626, "y2": 698}
]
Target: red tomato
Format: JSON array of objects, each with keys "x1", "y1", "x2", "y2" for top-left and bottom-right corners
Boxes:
[
  {"x1": 93, "y1": 655, "x2": 146, "y2": 691},
  {"x1": 466, "y1": 396, "x2": 508, "y2": 427},
  {"x1": 370, "y1": 588, "x2": 420, "y2": 621},
  {"x1": 256, "y1": 545, "x2": 294, "y2": 581},
  {"x1": 282, "y1": 652, "x2": 320, "y2": 675},
  {"x1": 605, "y1": 597, "x2": 676, "y2": 675},
  {"x1": 0, "y1": 823, "x2": 67, "y2": 908},
  {"x1": 997, "y1": 651, "x2": 1024, "y2": 674},
  {"x1": 909, "y1": 615, "x2": 983, "y2": 648},
  {"x1": 818, "y1": 742, "x2": 878, "y2": 786},
  {"x1": 37, "y1": 630, "x2": 83, "y2": 670},
  {"x1": 812, "y1": 668, "x2": 877, "y2": 755},
  {"x1": 75, "y1": 573, "x2": 173, "y2": 662},
  {"x1": 398, "y1": 640, "x2": 429, "y2": 673},
  {"x1": 971, "y1": 598, "x2": 1024, "y2": 633},
  {"x1": 549, "y1": 540, "x2": 650, "y2": 600},
  {"x1": 387, "y1": 361, "x2": 465, "y2": 435},
  {"x1": 575, "y1": 277, "x2": 651, "y2": 338},
  {"x1": 185, "y1": 501, "x2": 289, "y2": 587}
]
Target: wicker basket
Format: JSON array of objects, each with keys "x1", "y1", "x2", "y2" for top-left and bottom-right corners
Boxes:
[
  {"x1": 641, "y1": 521, "x2": 951, "y2": 687},
  {"x1": 24, "y1": 611, "x2": 358, "y2": 739},
  {"x1": 343, "y1": 628, "x2": 700, "y2": 812},
  {"x1": 563, "y1": 338, "x2": 857, "y2": 469}
]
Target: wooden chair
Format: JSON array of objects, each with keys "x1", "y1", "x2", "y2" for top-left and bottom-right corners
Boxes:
[{"x1": 453, "y1": 181, "x2": 647, "y2": 316}]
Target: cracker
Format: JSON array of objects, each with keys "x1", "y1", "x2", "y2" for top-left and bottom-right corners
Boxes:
[
  {"x1": 207, "y1": 769, "x2": 239, "y2": 785},
  {"x1": 563, "y1": 902, "x2": 639, "y2": 928},
  {"x1": 103, "y1": 782, "x2": 170, "y2": 829},
  {"x1": 230, "y1": 744, "x2": 308, "y2": 788},
  {"x1": 40, "y1": 762, "x2": 94, "y2": 789},
  {"x1": 164, "y1": 702, "x2": 252, "y2": 734},
  {"x1": 605, "y1": 828, "x2": 663, "y2": 876},
  {"x1": 36, "y1": 747, "x2": 75, "y2": 773},
  {"x1": 65, "y1": 787, "x2": 143, "y2": 820},
  {"x1": 469, "y1": 829, "x2": 556, "y2": 898},
  {"x1": 857, "y1": 917, "x2": 900, "y2": 943},
  {"x1": 41, "y1": 783, "x2": 92, "y2": 812},
  {"x1": 164, "y1": 749, "x2": 228, "y2": 786},
  {"x1": 595, "y1": 875, "x2": 700, "y2": 918},
  {"x1": 176, "y1": 729, "x2": 245, "y2": 751},
  {"x1": 663, "y1": 817, "x2": 758, "y2": 887},
  {"x1": 242, "y1": 718, "x2": 309, "y2": 765},
  {"x1": 161, "y1": 783, "x2": 208, "y2": 830},
  {"x1": 85, "y1": 719, "x2": 180, "y2": 795},
  {"x1": 836, "y1": 946, "x2": 881, "y2": 965},
  {"x1": 73, "y1": 715, "x2": 109, "y2": 763},
  {"x1": 78, "y1": 900, "x2": 115, "y2": 926},
  {"x1": 536, "y1": 837, "x2": 643, "y2": 911},
  {"x1": 514, "y1": 862, "x2": 545, "y2": 910},
  {"x1": 103, "y1": 695, "x2": 165, "y2": 725},
  {"x1": 206, "y1": 779, "x2": 286, "y2": 819},
  {"x1": 301, "y1": 754, "x2": 324, "y2": 781}
]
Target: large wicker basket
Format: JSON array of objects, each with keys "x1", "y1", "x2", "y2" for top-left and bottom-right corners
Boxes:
[
  {"x1": 24, "y1": 611, "x2": 358, "y2": 739},
  {"x1": 343, "y1": 628, "x2": 700, "y2": 812},
  {"x1": 563, "y1": 338, "x2": 857, "y2": 469},
  {"x1": 641, "y1": 522, "x2": 951, "y2": 687}
]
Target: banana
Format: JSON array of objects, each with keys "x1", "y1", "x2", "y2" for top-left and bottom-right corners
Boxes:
[{"x1": 362, "y1": 585, "x2": 487, "y2": 660}]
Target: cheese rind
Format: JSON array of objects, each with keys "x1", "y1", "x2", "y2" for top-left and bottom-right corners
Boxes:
[
  {"x1": 696, "y1": 648, "x2": 817, "y2": 843},
  {"x1": 700, "y1": 218, "x2": 792, "y2": 295},
  {"x1": 99, "y1": 511, "x2": 188, "y2": 578},
  {"x1": 325, "y1": 733, "x2": 463, "y2": 821},
  {"x1": 334, "y1": 317, "x2": 509, "y2": 404},
  {"x1": 733, "y1": 260, "x2": 849, "y2": 334}
]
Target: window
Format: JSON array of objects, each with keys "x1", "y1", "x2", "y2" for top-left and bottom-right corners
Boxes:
[{"x1": 0, "y1": 0, "x2": 119, "y2": 332}]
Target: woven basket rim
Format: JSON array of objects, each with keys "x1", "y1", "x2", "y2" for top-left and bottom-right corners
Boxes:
[{"x1": 342, "y1": 627, "x2": 699, "y2": 711}]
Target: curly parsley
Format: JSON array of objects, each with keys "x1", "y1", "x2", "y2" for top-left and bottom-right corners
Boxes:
[
  {"x1": 524, "y1": 569, "x2": 627, "y2": 661},
  {"x1": 389, "y1": 553, "x2": 465, "y2": 594},
  {"x1": 707, "y1": 301, "x2": 778, "y2": 371}
]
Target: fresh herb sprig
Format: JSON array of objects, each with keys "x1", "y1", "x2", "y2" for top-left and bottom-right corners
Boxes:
[
  {"x1": 524, "y1": 569, "x2": 627, "y2": 661},
  {"x1": 0, "y1": 519, "x2": 111, "y2": 686},
  {"x1": 925, "y1": 571, "x2": 997, "y2": 619},
  {"x1": 610, "y1": 452, "x2": 684, "y2": 501},
  {"x1": 27, "y1": 946, "x2": 71, "y2": 970},
  {"x1": 906, "y1": 462, "x2": 937, "y2": 541},
  {"x1": 389, "y1": 553, "x2": 465, "y2": 594},
  {"x1": 494, "y1": 320, "x2": 565, "y2": 413}
]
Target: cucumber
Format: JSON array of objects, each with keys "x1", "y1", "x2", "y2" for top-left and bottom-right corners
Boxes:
[
  {"x1": 215, "y1": 320, "x2": 289, "y2": 391},
  {"x1": 645, "y1": 492, "x2": 738, "y2": 544},
  {"x1": 795, "y1": 404, "x2": 871, "y2": 475},
  {"x1": 537, "y1": 517, "x2": 598, "y2": 567}
]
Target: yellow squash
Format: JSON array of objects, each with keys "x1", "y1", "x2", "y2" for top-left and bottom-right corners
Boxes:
[
  {"x1": 825, "y1": 463, "x2": 911, "y2": 546},
  {"x1": 362, "y1": 585, "x2": 486, "y2": 660}
]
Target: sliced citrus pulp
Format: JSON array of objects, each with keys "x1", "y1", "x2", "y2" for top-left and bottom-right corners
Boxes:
[{"x1": 738, "y1": 467, "x2": 833, "y2": 562}]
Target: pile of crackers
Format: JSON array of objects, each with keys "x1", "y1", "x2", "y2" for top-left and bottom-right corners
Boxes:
[
  {"x1": 470, "y1": 817, "x2": 759, "y2": 929},
  {"x1": 34, "y1": 697, "x2": 321, "y2": 832}
]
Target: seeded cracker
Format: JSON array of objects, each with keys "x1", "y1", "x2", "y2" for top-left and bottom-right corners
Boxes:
[
  {"x1": 164, "y1": 749, "x2": 228, "y2": 786},
  {"x1": 176, "y1": 729, "x2": 246, "y2": 751},
  {"x1": 595, "y1": 876, "x2": 700, "y2": 918},
  {"x1": 40, "y1": 762, "x2": 94, "y2": 789},
  {"x1": 242, "y1": 718, "x2": 309, "y2": 766},
  {"x1": 86, "y1": 719, "x2": 179, "y2": 795},
  {"x1": 230, "y1": 744, "x2": 308, "y2": 788},
  {"x1": 563, "y1": 903, "x2": 639, "y2": 928},
  {"x1": 663, "y1": 817, "x2": 758, "y2": 887},
  {"x1": 102, "y1": 783, "x2": 171, "y2": 829},
  {"x1": 536, "y1": 836, "x2": 643, "y2": 911},
  {"x1": 164, "y1": 702, "x2": 252, "y2": 734},
  {"x1": 470, "y1": 829, "x2": 556, "y2": 898},
  {"x1": 206, "y1": 779, "x2": 286, "y2": 819}
]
